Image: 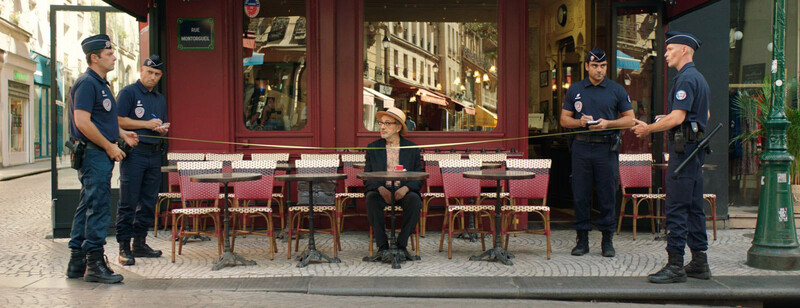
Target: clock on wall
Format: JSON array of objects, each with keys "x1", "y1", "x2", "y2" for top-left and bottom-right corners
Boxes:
[{"x1": 557, "y1": 4, "x2": 568, "y2": 27}]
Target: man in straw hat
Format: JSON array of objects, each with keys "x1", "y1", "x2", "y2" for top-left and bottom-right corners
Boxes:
[{"x1": 363, "y1": 107, "x2": 423, "y2": 258}]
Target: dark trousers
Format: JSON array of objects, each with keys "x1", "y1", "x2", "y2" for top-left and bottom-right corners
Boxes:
[
  {"x1": 366, "y1": 190, "x2": 421, "y2": 249},
  {"x1": 116, "y1": 148, "x2": 162, "y2": 242},
  {"x1": 69, "y1": 149, "x2": 114, "y2": 253},
  {"x1": 571, "y1": 141, "x2": 619, "y2": 232},
  {"x1": 665, "y1": 143, "x2": 708, "y2": 255}
]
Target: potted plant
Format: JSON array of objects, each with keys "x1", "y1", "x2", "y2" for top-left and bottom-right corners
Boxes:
[{"x1": 732, "y1": 77, "x2": 799, "y2": 208}]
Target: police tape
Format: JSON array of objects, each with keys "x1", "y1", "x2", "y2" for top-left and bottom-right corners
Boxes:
[{"x1": 138, "y1": 126, "x2": 633, "y2": 151}]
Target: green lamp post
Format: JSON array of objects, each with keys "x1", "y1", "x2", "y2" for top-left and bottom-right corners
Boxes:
[{"x1": 746, "y1": 0, "x2": 800, "y2": 270}]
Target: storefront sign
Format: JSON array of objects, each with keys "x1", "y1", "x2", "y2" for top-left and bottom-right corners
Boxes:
[
  {"x1": 178, "y1": 18, "x2": 214, "y2": 51},
  {"x1": 374, "y1": 83, "x2": 393, "y2": 96},
  {"x1": 244, "y1": 0, "x2": 260, "y2": 18},
  {"x1": 742, "y1": 63, "x2": 765, "y2": 84},
  {"x1": 13, "y1": 71, "x2": 29, "y2": 82}
]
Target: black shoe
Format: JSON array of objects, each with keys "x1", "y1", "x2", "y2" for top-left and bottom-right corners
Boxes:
[
  {"x1": 601, "y1": 231, "x2": 616, "y2": 257},
  {"x1": 118, "y1": 239, "x2": 135, "y2": 266},
  {"x1": 684, "y1": 250, "x2": 711, "y2": 280},
  {"x1": 648, "y1": 253, "x2": 687, "y2": 283},
  {"x1": 66, "y1": 248, "x2": 86, "y2": 279},
  {"x1": 84, "y1": 250, "x2": 124, "y2": 284},
  {"x1": 132, "y1": 236, "x2": 162, "y2": 258},
  {"x1": 571, "y1": 230, "x2": 589, "y2": 256}
]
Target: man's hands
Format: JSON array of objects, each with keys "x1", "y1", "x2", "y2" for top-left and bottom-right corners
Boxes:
[
  {"x1": 378, "y1": 186, "x2": 410, "y2": 204},
  {"x1": 105, "y1": 143, "x2": 126, "y2": 161},
  {"x1": 631, "y1": 119, "x2": 650, "y2": 138},
  {"x1": 579, "y1": 115, "x2": 594, "y2": 127},
  {"x1": 154, "y1": 122, "x2": 170, "y2": 135},
  {"x1": 145, "y1": 118, "x2": 163, "y2": 130},
  {"x1": 589, "y1": 118, "x2": 609, "y2": 129}
]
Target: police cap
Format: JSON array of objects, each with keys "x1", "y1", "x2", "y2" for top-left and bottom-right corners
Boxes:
[
  {"x1": 586, "y1": 47, "x2": 607, "y2": 63},
  {"x1": 665, "y1": 31, "x2": 702, "y2": 51},
  {"x1": 81, "y1": 34, "x2": 112, "y2": 54},
  {"x1": 143, "y1": 55, "x2": 164, "y2": 70}
]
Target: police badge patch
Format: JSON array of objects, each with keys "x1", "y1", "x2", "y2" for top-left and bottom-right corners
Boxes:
[
  {"x1": 103, "y1": 98, "x2": 112, "y2": 111},
  {"x1": 574, "y1": 101, "x2": 583, "y2": 113},
  {"x1": 135, "y1": 107, "x2": 145, "y2": 118},
  {"x1": 676, "y1": 90, "x2": 687, "y2": 101}
]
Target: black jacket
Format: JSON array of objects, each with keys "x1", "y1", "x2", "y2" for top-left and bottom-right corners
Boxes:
[{"x1": 363, "y1": 137, "x2": 423, "y2": 194}]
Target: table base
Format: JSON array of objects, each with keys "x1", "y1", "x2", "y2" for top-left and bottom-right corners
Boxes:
[
  {"x1": 296, "y1": 249, "x2": 340, "y2": 268},
  {"x1": 470, "y1": 247, "x2": 515, "y2": 265},
  {"x1": 362, "y1": 248, "x2": 420, "y2": 269},
  {"x1": 180, "y1": 235, "x2": 212, "y2": 245},
  {"x1": 212, "y1": 251, "x2": 257, "y2": 271}
]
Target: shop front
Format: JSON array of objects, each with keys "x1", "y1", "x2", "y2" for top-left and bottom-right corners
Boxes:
[{"x1": 0, "y1": 18, "x2": 36, "y2": 167}]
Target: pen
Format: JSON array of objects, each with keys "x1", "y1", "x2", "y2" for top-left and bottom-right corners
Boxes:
[{"x1": 151, "y1": 113, "x2": 159, "y2": 119}]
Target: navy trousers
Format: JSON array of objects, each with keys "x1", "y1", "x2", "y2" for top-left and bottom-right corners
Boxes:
[
  {"x1": 69, "y1": 149, "x2": 114, "y2": 253},
  {"x1": 116, "y1": 148, "x2": 162, "y2": 242},
  {"x1": 366, "y1": 190, "x2": 421, "y2": 249},
  {"x1": 571, "y1": 141, "x2": 619, "y2": 232},
  {"x1": 665, "y1": 143, "x2": 708, "y2": 255}
]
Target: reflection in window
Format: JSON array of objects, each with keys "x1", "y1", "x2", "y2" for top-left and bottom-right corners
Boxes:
[
  {"x1": 363, "y1": 0, "x2": 498, "y2": 132},
  {"x1": 243, "y1": 2, "x2": 307, "y2": 131}
]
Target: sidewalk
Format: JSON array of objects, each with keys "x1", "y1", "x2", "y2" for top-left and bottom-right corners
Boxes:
[
  {"x1": 0, "y1": 160, "x2": 68, "y2": 181},
  {"x1": 1, "y1": 171, "x2": 798, "y2": 304}
]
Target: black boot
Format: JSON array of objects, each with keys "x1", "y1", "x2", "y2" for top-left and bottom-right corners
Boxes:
[
  {"x1": 684, "y1": 250, "x2": 711, "y2": 280},
  {"x1": 648, "y1": 253, "x2": 687, "y2": 283},
  {"x1": 601, "y1": 231, "x2": 616, "y2": 257},
  {"x1": 66, "y1": 248, "x2": 86, "y2": 279},
  {"x1": 132, "y1": 236, "x2": 162, "y2": 258},
  {"x1": 118, "y1": 239, "x2": 135, "y2": 266},
  {"x1": 571, "y1": 230, "x2": 590, "y2": 256},
  {"x1": 84, "y1": 250, "x2": 124, "y2": 284}
]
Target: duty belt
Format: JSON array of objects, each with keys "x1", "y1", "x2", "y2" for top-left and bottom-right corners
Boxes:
[
  {"x1": 83, "y1": 141, "x2": 103, "y2": 151},
  {"x1": 574, "y1": 134, "x2": 612, "y2": 143},
  {"x1": 134, "y1": 142, "x2": 163, "y2": 152}
]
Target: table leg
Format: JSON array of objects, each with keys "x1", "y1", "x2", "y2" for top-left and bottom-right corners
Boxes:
[
  {"x1": 297, "y1": 181, "x2": 340, "y2": 268},
  {"x1": 213, "y1": 183, "x2": 257, "y2": 271},
  {"x1": 469, "y1": 179, "x2": 514, "y2": 265}
]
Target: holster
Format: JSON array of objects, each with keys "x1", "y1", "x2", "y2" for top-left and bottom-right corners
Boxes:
[
  {"x1": 68, "y1": 141, "x2": 86, "y2": 170},
  {"x1": 668, "y1": 122, "x2": 704, "y2": 154},
  {"x1": 610, "y1": 134, "x2": 622, "y2": 153},
  {"x1": 118, "y1": 139, "x2": 133, "y2": 156}
]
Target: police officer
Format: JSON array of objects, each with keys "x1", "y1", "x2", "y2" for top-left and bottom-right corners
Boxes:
[
  {"x1": 560, "y1": 47, "x2": 634, "y2": 258},
  {"x1": 65, "y1": 34, "x2": 138, "y2": 284},
  {"x1": 632, "y1": 31, "x2": 711, "y2": 283},
  {"x1": 115, "y1": 55, "x2": 169, "y2": 265}
]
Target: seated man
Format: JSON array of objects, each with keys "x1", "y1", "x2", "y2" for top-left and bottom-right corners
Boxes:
[{"x1": 363, "y1": 107, "x2": 423, "y2": 255}]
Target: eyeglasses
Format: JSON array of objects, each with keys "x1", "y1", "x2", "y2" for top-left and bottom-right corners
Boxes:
[{"x1": 377, "y1": 121, "x2": 399, "y2": 127}]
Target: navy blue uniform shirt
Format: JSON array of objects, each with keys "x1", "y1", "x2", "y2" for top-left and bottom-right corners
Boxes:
[
  {"x1": 116, "y1": 80, "x2": 168, "y2": 144},
  {"x1": 668, "y1": 62, "x2": 709, "y2": 132},
  {"x1": 562, "y1": 77, "x2": 632, "y2": 135},
  {"x1": 69, "y1": 68, "x2": 119, "y2": 143}
]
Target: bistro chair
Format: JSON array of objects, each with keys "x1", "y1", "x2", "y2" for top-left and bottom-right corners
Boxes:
[
  {"x1": 617, "y1": 153, "x2": 664, "y2": 240},
  {"x1": 155, "y1": 152, "x2": 204, "y2": 237},
  {"x1": 420, "y1": 153, "x2": 461, "y2": 237},
  {"x1": 336, "y1": 153, "x2": 367, "y2": 234},
  {"x1": 228, "y1": 160, "x2": 278, "y2": 260},
  {"x1": 287, "y1": 159, "x2": 341, "y2": 259},
  {"x1": 300, "y1": 153, "x2": 340, "y2": 161},
  {"x1": 469, "y1": 153, "x2": 510, "y2": 205},
  {"x1": 502, "y1": 159, "x2": 552, "y2": 259},
  {"x1": 205, "y1": 153, "x2": 244, "y2": 173},
  {"x1": 251, "y1": 153, "x2": 291, "y2": 230},
  {"x1": 171, "y1": 161, "x2": 223, "y2": 263},
  {"x1": 438, "y1": 159, "x2": 493, "y2": 259},
  {"x1": 664, "y1": 154, "x2": 718, "y2": 240}
]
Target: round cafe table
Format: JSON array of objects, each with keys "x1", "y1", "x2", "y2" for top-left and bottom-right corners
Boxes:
[
  {"x1": 357, "y1": 171, "x2": 429, "y2": 269},
  {"x1": 191, "y1": 172, "x2": 262, "y2": 270},
  {"x1": 275, "y1": 172, "x2": 347, "y2": 268},
  {"x1": 462, "y1": 170, "x2": 535, "y2": 266}
]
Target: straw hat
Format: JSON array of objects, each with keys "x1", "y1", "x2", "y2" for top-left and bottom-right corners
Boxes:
[{"x1": 375, "y1": 106, "x2": 408, "y2": 135}]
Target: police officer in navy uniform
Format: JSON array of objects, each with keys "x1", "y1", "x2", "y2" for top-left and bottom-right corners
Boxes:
[
  {"x1": 633, "y1": 31, "x2": 711, "y2": 283},
  {"x1": 115, "y1": 55, "x2": 169, "y2": 265},
  {"x1": 560, "y1": 47, "x2": 635, "y2": 258},
  {"x1": 65, "y1": 34, "x2": 138, "y2": 284}
]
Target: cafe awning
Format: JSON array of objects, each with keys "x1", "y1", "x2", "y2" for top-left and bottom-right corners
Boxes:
[
  {"x1": 30, "y1": 52, "x2": 63, "y2": 101},
  {"x1": 449, "y1": 98, "x2": 476, "y2": 115},
  {"x1": 363, "y1": 88, "x2": 375, "y2": 106},
  {"x1": 415, "y1": 88, "x2": 448, "y2": 106},
  {"x1": 475, "y1": 105, "x2": 497, "y2": 127},
  {"x1": 364, "y1": 87, "x2": 394, "y2": 108},
  {"x1": 101, "y1": 0, "x2": 148, "y2": 22},
  {"x1": 616, "y1": 50, "x2": 641, "y2": 70}
]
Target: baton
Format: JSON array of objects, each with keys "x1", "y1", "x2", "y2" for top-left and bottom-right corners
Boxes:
[{"x1": 674, "y1": 122, "x2": 723, "y2": 174}]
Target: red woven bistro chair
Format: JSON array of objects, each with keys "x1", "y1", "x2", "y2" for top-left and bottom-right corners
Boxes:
[
  {"x1": 420, "y1": 153, "x2": 461, "y2": 237},
  {"x1": 155, "y1": 152, "x2": 204, "y2": 237},
  {"x1": 502, "y1": 159, "x2": 552, "y2": 259},
  {"x1": 469, "y1": 153, "x2": 510, "y2": 205},
  {"x1": 251, "y1": 153, "x2": 290, "y2": 230},
  {"x1": 617, "y1": 153, "x2": 664, "y2": 240},
  {"x1": 228, "y1": 160, "x2": 278, "y2": 260},
  {"x1": 336, "y1": 153, "x2": 367, "y2": 234},
  {"x1": 171, "y1": 161, "x2": 223, "y2": 263},
  {"x1": 438, "y1": 159, "x2": 494, "y2": 259},
  {"x1": 663, "y1": 153, "x2": 718, "y2": 240},
  {"x1": 287, "y1": 159, "x2": 341, "y2": 259}
]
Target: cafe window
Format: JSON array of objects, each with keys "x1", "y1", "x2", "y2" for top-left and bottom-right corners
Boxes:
[
  {"x1": 363, "y1": 0, "x2": 498, "y2": 132},
  {"x1": 242, "y1": 0, "x2": 308, "y2": 131}
]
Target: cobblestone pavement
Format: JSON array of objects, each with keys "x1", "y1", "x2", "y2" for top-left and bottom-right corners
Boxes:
[
  {"x1": 2, "y1": 172, "x2": 800, "y2": 281},
  {"x1": 0, "y1": 287, "x2": 704, "y2": 307}
]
